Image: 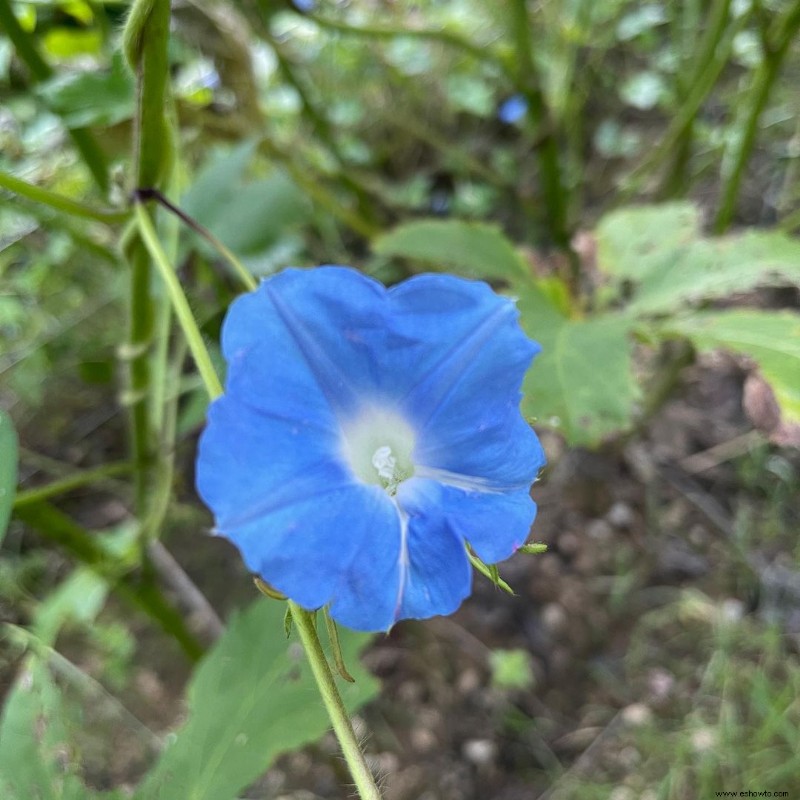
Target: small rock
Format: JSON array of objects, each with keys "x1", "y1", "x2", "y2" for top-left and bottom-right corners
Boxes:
[
  {"x1": 557, "y1": 531, "x2": 581, "y2": 556},
  {"x1": 541, "y1": 603, "x2": 568, "y2": 635},
  {"x1": 462, "y1": 738, "x2": 497, "y2": 766},
  {"x1": 456, "y1": 668, "x2": 481, "y2": 695},
  {"x1": 606, "y1": 501, "x2": 635, "y2": 529},
  {"x1": 647, "y1": 668, "x2": 675, "y2": 701},
  {"x1": 397, "y1": 681, "x2": 422, "y2": 704},
  {"x1": 410, "y1": 727, "x2": 437, "y2": 754},
  {"x1": 621, "y1": 703, "x2": 652, "y2": 727},
  {"x1": 609, "y1": 788, "x2": 635, "y2": 800},
  {"x1": 586, "y1": 519, "x2": 614, "y2": 542},
  {"x1": 618, "y1": 746, "x2": 641, "y2": 768},
  {"x1": 719, "y1": 598, "x2": 745, "y2": 624},
  {"x1": 691, "y1": 727, "x2": 716, "y2": 753}
]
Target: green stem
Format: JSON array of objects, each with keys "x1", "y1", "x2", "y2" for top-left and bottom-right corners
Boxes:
[
  {"x1": 622, "y1": 4, "x2": 746, "y2": 203},
  {"x1": 14, "y1": 501, "x2": 204, "y2": 661},
  {"x1": 713, "y1": 1, "x2": 800, "y2": 231},
  {"x1": 289, "y1": 602, "x2": 382, "y2": 800},
  {"x1": 258, "y1": 138, "x2": 380, "y2": 240},
  {"x1": 0, "y1": 169, "x2": 128, "y2": 223},
  {"x1": 123, "y1": 238, "x2": 155, "y2": 514},
  {"x1": 508, "y1": 0, "x2": 571, "y2": 251},
  {"x1": 0, "y1": 0, "x2": 109, "y2": 191},
  {"x1": 134, "y1": 202, "x2": 224, "y2": 401},
  {"x1": 265, "y1": 34, "x2": 380, "y2": 227},
  {"x1": 13, "y1": 462, "x2": 132, "y2": 508},
  {"x1": 309, "y1": 12, "x2": 500, "y2": 67},
  {"x1": 136, "y1": 188, "x2": 256, "y2": 291},
  {"x1": 661, "y1": 0, "x2": 732, "y2": 198},
  {"x1": 121, "y1": 0, "x2": 175, "y2": 514}
]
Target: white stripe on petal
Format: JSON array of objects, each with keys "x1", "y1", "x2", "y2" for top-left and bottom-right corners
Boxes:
[
  {"x1": 391, "y1": 500, "x2": 410, "y2": 624},
  {"x1": 415, "y1": 465, "x2": 526, "y2": 493}
]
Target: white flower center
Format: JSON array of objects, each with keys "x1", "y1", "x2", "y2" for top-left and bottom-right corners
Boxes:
[{"x1": 341, "y1": 408, "x2": 416, "y2": 495}]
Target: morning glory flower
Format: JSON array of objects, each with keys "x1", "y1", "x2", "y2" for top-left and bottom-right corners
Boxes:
[
  {"x1": 498, "y1": 94, "x2": 528, "y2": 125},
  {"x1": 196, "y1": 267, "x2": 545, "y2": 632}
]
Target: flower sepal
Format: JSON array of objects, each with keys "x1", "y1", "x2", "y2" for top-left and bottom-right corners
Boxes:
[{"x1": 466, "y1": 544, "x2": 516, "y2": 595}]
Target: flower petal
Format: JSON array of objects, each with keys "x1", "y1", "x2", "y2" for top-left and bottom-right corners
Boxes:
[
  {"x1": 400, "y1": 477, "x2": 537, "y2": 564},
  {"x1": 196, "y1": 392, "x2": 349, "y2": 530},
  {"x1": 221, "y1": 267, "x2": 390, "y2": 415},
  {"x1": 328, "y1": 483, "x2": 474, "y2": 631},
  {"x1": 222, "y1": 482, "x2": 399, "y2": 611},
  {"x1": 388, "y1": 275, "x2": 544, "y2": 489},
  {"x1": 417, "y1": 413, "x2": 545, "y2": 491},
  {"x1": 395, "y1": 478, "x2": 474, "y2": 619}
]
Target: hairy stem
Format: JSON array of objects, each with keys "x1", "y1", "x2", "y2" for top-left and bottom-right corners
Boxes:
[{"x1": 289, "y1": 602, "x2": 382, "y2": 800}]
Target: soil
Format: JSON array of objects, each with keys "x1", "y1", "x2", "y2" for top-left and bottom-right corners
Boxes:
[{"x1": 7, "y1": 347, "x2": 793, "y2": 799}]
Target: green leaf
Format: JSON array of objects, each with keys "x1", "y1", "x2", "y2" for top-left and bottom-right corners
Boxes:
[
  {"x1": 489, "y1": 649, "x2": 535, "y2": 691},
  {"x1": 663, "y1": 311, "x2": 800, "y2": 421},
  {"x1": 631, "y1": 232, "x2": 800, "y2": 315},
  {"x1": 42, "y1": 28, "x2": 103, "y2": 59},
  {"x1": 0, "y1": 408, "x2": 18, "y2": 546},
  {"x1": 518, "y1": 285, "x2": 639, "y2": 444},
  {"x1": 135, "y1": 599, "x2": 378, "y2": 800},
  {"x1": 373, "y1": 219, "x2": 531, "y2": 282},
  {"x1": 0, "y1": 655, "x2": 107, "y2": 800},
  {"x1": 34, "y1": 568, "x2": 109, "y2": 646},
  {"x1": 595, "y1": 202, "x2": 702, "y2": 283},
  {"x1": 595, "y1": 204, "x2": 800, "y2": 315},
  {"x1": 37, "y1": 53, "x2": 134, "y2": 128},
  {"x1": 182, "y1": 144, "x2": 312, "y2": 264}
]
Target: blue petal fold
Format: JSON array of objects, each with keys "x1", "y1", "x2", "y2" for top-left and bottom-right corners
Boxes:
[
  {"x1": 329, "y1": 480, "x2": 474, "y2": 631},
  {"x1": 221, "y1": 267, "x2": 389, "y2": 415},
  {"x1": 389, "y1": 275, "x2": 544, "y2": 489},
  {"x1": 400, "y1": 478, "x2": 538, "y2": 564}
]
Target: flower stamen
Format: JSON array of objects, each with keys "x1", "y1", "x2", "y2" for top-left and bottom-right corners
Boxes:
[
  {"x1": 371, "y1": 445, "x2": 397, "y2": 481},
  {"x1": 341, "y1": 407, "x2": 416, "y2": 495}
]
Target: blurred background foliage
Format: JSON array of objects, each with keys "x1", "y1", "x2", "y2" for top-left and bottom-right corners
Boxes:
[{"x1": 1, "y1": 0, "x2": 799, "y2": 798}]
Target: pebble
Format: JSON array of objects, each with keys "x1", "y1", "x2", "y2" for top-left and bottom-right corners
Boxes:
[
  {"x1": 609, "y1": 788, "x2": 635, "y2": 800},
  {"x1": 462, "y1": 738, "x2": 497, "y2": 766},
  {"x1": 719, "y1": 598, "x2": 745, "y2": 624},
  {"x1": 586, "y1": 518, "x2": 614, "y2": 542},
  {"x1": 606, "y1": 501, "x2": 635, "y2": 529},
  {"x1": 410, "y1": 727, "x2": 438, "y2": 754},
  {"x1": 541, "y1": 602, "x2": 568, "y2": 634},
  {"x1": 621, "y1": 703, "x2": 653, "y2": 727},
  {"x1": 557, "y1": 531, "x2": 581, "y2": 556},
  {"x1": 691, "y1": 727, "x2": 716, "y2": 753},
  {"x1": 456, "y1": 667, "x2": 481, "y2": 695},
  {"x1": 647, "y1": 668, "x2": 675, "y2": 701},
  {"x1": 618, "y1": 745, "x2": 641, "y2": 768}
]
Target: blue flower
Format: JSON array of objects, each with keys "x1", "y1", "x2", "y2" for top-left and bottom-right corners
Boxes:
[
  {"x1": 498, "y1": 94, "x2": 528, "y2": 125},
  {"x1": 196, "y1": 267, "x2": 545, "y2": 632}
]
